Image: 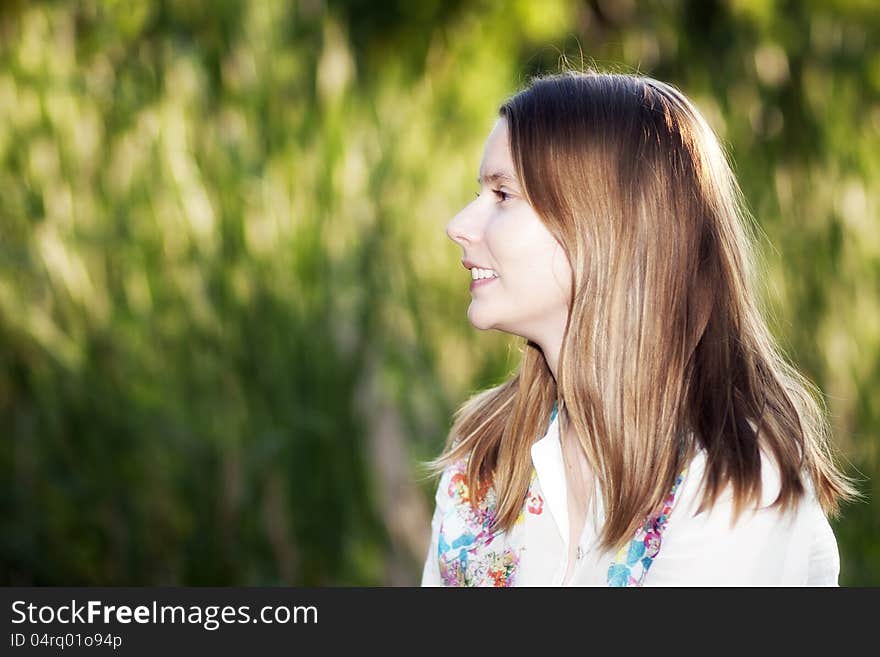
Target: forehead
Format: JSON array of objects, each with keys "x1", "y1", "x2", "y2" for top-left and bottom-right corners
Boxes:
[{"x1": 478, "y1": 118, "x2": 518, "y2": 184}]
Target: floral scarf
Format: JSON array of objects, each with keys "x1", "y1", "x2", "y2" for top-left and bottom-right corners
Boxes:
[{"x1": 437, "y1": 402, "x2": 689, "y2": 587}]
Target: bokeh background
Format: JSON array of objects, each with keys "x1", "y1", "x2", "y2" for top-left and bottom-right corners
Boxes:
[{"x1": 1, "y1": 0, "x2": 877, "y2": 586}]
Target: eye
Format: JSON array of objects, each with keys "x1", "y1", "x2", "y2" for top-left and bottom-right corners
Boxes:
[{"x1": 493, "y1": 189, "x2": 511, "y2": 203}]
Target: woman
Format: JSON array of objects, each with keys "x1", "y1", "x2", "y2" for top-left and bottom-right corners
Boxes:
[{"x1": 419, "y1": 70, "x2": 860, "y2": 587}]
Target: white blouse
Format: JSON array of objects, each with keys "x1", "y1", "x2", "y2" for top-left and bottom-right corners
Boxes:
[{"x1": 420, "y1": 410, "x2": 840, "y2": 586}]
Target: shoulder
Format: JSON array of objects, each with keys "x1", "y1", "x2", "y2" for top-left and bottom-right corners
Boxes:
[
  {"x1": 433, "y1": 456, "x2": 497, "y2": 520},
  {"x1": 679, "y1": 447, "x2": 797, "y2": 543},
  {"x1": 679, "y1": 437, "x2": 805, "y2": 518},
  {"x1": 435, "y1": 457, "x2": 474, "y2": 503},
  {"x1": 644, "y1": 443, "x2": 838, "y2": 585}
]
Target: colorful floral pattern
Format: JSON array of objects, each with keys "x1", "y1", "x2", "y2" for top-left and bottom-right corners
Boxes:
[
  {"x1": 437, "y1": 458, "x2": 523, "y2": 586},
  {"x1": 513, "y1": 469, "x2": 539, "y2": 527},
  {"x1": 436, "y1": 401, "x2": 690, "y2": 587},
  {"x1": 606, "y1": 467, "x2": 688, "y2": 587},
  {"x1": 526, "y1": 489, "x2": 545, "y2": 515}
]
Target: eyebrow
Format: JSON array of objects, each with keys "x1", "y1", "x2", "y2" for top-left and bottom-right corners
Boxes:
[{"x1": 477, "y1": 171, "x2": 519, "y2": 187}]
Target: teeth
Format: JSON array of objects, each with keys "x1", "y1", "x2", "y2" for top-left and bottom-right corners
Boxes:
[{"x1": 471, "y1": 267, "x2": 499, "y2": 280}]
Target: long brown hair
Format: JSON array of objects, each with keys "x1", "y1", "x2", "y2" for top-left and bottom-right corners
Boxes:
[{"x1": 422, "y1": 69, "x2": 860, "y2": 554}]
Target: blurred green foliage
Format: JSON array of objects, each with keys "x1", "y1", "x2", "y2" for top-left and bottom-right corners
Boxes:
[{"x1": 0, "y1": 0, "x2": 877, "y2": 585}]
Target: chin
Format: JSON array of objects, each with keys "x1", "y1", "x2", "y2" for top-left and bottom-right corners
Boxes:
[{"x1": 466, "y1": 306, "x2": 496, "y2": 331}]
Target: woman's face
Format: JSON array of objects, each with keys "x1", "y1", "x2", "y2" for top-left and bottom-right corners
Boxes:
[{"x1": 446, "y1": 117, "x2": 572, "y2": 345}]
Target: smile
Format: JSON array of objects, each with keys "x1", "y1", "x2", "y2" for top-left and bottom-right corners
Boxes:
[{"x1": 470, "y1": 276, "x2": 498, "y2": 291}]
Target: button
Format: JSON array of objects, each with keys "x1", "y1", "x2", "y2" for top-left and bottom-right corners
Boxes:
[{"x1": 576, "y1": 546, "x2": 584, "y2": 561}]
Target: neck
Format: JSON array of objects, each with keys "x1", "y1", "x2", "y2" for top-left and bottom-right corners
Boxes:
[
  {"x1": 539, "y1": 337, "x2": 562, "y2": 385},
  {"x1": 541, "y1": 345, "x2": 559, "y2": 383}
]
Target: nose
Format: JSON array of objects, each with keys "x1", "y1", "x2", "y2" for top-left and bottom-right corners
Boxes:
[{"x1": 445, "y1": 199, "x2": 482, "y2": 247}]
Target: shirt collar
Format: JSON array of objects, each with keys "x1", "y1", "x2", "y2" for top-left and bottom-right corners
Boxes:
[
  {"x1": 530, "y1": 409, "x2": 607, "y2": 549},
  {"x1": 530, "y1": 408, "x2": 713, "y2": 552},
  {"x1": 530, "y1": 412, "x2": 571, "y2": 547}
]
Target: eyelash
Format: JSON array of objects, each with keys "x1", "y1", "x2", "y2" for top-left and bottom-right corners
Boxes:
[{"x1": 475, "y1": 189, "x2": 511, "y2": 203}]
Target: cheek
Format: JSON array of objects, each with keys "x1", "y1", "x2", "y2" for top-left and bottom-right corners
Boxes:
[
  {"x1": 550, "y1": 251, "x2": 573, "y2": 300},
  {"x1": 484, "y1": 218, "x2": 516, "y2": 265},
  {"x1": 532, "y1": 268, "x2": 569, "y2": 304},
  {"x1": 485, "y1": 212, "x2": 546, "y2": 272},
  {"x1": 522, "y1": 251, "x2": 571, "y2": 314},
  {"x1": 484, "y1": 209, "x2": 570, "y2": 300},
  {"x1": 499, "y1": 253, "x2": 570, "y2": 310}
]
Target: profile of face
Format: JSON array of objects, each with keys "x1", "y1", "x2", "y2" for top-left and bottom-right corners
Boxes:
[{"x1": 446, "y1": 117, "x2": 572, "y2": 346}]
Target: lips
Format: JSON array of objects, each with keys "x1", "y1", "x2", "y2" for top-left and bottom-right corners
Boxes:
[
  {"x1": 462, "y1": 259, "x2": 494, "y2": 271},
  {"x1": 462, "y1": 258, "x2": 499, "y2": 292},
  {"x1": 470, "y1": 276, "x2": 498, "y2": 291}
]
